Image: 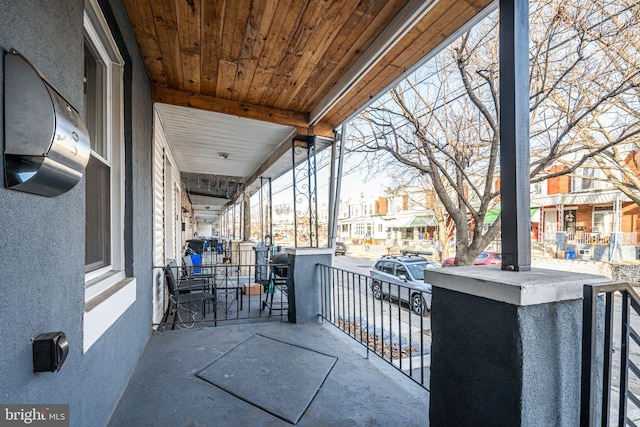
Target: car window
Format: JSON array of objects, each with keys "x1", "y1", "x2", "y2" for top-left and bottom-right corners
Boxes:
[
  {"x1": 494, "y1": 254, "x2": 502, "y2": 260},
  {"x1": 381, "y1": 261, "x2": 395, "y2": 274},
  {"x1": 407, "y1": 262, "x2": 430, "y2": 281},
  {"x1": 374, "y1": 261, "x2": 385, "y2": 271},
  {"x1": 395, "y1": 264, "x2": 408, "y2": 278},
  {"x1": 476, "y1": 253, "x2": 488, "y2": 260}
]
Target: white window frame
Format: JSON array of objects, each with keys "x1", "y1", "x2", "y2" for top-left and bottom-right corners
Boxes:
[
  {"x1": 83, "y1": 0, "x2": 135, "y2": 353},
  {"x1": 592, "y1": 205, "x2": 614, "y2": 234},
  {"x1": 84, "y1": 0, "x2": 124, "y2": 284}
]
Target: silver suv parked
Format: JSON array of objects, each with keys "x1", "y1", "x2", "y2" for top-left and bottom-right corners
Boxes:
[{"x1": 369, "y1": 252, "x2": 440, "y2": 315}]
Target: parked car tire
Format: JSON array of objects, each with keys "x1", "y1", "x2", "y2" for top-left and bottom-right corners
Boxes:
[
  {"x1": 372, "y1": 281, "x2": 383, "y2": 300},
  {"x1": 411, "y1": 293, "x2": 426, "y2": 315}
]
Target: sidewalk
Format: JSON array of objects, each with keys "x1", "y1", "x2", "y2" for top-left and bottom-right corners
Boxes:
[
  {"x1": 347, "y1": 244, "x2": 442, "y2": 264},
  {"x1": 346, "y1": 244, "x2": 385, "y2": 260}
]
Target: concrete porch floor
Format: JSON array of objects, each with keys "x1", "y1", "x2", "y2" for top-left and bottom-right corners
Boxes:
[{"x1": 108, "y1": 321, "x2": 429, "y2": 426}]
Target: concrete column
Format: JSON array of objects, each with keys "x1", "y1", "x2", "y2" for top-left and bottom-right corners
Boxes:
[
  {"x1": 284, "y1": 247, "x2": 333, "y2": 324},
  {"x1": 425, "y1": 266, "x2": 608, "y2": 426}
]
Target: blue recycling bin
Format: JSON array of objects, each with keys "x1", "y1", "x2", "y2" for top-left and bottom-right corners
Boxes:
[
  {"x1": 217, "y1": 243, "x2": 223, "y2": 254},
  {"x1": 565, "y1": 250, "x2": 575, "y2": 260},
  {"x1": 189, "y1": 253, "x2": 202, "y2": 274}
]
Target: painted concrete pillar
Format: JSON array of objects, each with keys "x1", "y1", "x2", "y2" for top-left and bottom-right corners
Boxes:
[
  {"x1": 426, "y1": 266, "x2": 608, "y2": 426},
  {"x1": 284, "y1": 247, "x2": 333, "y2": 324}
]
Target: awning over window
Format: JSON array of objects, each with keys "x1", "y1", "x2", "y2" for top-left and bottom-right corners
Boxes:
[
  {"x1": 385, "y1": 216, "x2": 415, "y2": 228},
  {"x1": 409, "y1": 216, "x2": 437, "y2": 227},
  {"x1": 484, "y1": 208, "x2": 539, "y2": 224},
  {"x1": 531, "y1": 190, "x2": 631, "y2": 207},
  {"x1": 384, "y1": 215, "x2": 437, "y2": 228}
]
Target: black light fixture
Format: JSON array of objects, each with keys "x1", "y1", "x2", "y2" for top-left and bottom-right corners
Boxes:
[{"x1": 33, "y1": 332, "x2": 69, "y2": 372}]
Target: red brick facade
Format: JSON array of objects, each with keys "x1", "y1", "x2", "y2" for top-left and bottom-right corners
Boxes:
[
  {"x1": 575, "y1": 206, "x2": 591, "y2": 230},
  {"x1": 622, "y1": 202, "x2": 640, "y2": 232},
  {"x1": 547, "y1": 165, "x2": 571, "y2": 195},
  {"x1": 375, "y1": 197, "x2": 388, "y2": 214}
]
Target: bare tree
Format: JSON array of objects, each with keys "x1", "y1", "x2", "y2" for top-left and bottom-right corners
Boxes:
[{"x1": 349, "y1": 0, "x2": 640, "y2": 265}]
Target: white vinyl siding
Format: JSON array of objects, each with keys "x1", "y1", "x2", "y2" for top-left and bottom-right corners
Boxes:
[
  {"x1": 152, "y1": 108, "x2": 184, "y2": 324},
  {"x1": 152, "y1": 110, "x2": 166, "y2": 323}
]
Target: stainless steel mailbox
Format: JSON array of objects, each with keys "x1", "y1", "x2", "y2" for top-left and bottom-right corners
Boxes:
[{"x1": 4, "y1": 49, "x2": 90, "y2": 197}]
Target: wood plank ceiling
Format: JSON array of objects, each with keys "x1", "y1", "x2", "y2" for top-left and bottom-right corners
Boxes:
[
  {"x1": 124, "y1": 0, "x2": 493, "y2": 219},
  {"x1": 125, "y1": 0, "x2": 492, "y2": 133}
]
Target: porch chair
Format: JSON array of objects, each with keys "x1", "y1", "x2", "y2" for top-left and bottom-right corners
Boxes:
[
  {"x1": 162, "y1": 260, "x2": 215, "y2": 329},
  {"x1": 182, "y1": 255, "x2": 214, "y2": 279}
]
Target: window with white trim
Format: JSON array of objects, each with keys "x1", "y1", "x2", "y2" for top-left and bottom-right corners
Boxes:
[
  {"x1": 84, "y1": 0, "x2": 124, "y2": 283},
  {"x1": 82, "y1": 0, "x2": 136, "y2": 353},
  {"x1": 592, "y1": 205, "x2": 613, "y2": 233}
]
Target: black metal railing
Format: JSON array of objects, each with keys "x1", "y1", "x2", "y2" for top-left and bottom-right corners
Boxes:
[
  {"x1": 581, "y1": 281, "x2": 640, "y2": 426},
  {"x1": 155, "y1": 252, "x2": 288, "y2": 329},
  {"x1": 318, "y1": 265, "x2": 431, "y2": 390}
]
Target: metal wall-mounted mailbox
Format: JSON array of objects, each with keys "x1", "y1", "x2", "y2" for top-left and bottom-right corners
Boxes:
[{"x1": 4, "y1": 49, "x2": 90, "y2": 197}]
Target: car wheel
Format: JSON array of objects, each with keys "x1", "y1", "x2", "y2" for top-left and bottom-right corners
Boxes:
[
  {"x1": 372, "y1": 281, "x2": 383, "y2": 300},
  {"x1": 411, "y1": 293, "x2": 425, "y2": 315}
]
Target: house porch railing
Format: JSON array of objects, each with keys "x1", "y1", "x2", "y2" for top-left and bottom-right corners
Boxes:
[
  {"x1": 581, "y1": 281, "x2": 640, "y2": 425},
  {"x1": 156, "y1": 256, "x2": 289, "y2": 329},
  {"x1": 556, "y1": 231, "x2": 638, "y2": 246},
  {"x1": 318, "y1": 265, "x2": 431, "y2": 390}
]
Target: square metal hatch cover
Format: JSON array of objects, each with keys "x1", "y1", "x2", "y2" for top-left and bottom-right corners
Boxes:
[{"x1": 197, "y1": 333, "x2": 337, "y2": 424}]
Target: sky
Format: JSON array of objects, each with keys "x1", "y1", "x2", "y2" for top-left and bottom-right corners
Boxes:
[{"x1": 263, "y1": 147, "x2": 387, "y2": 213}]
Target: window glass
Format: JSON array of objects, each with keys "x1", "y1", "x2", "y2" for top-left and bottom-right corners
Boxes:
[
  {"x1": 84, "y1": 40, "x2": 112, "y2": 273},
  {"x1": 84, "y1": 41, "x2": 107, "y2": 158},
  {"x1": 592, "y1": 206, "x2": 613, "y2": 233},
  {"x1": 395, "y1": 265, "x2": 407, "y2": 278},
  {"x1": 85, "y1": 155, "x2": 111, "y2": 271},
  {"x1": 407, "y1": 262, "x2": 429, "y2": 280},
  {"x1": 582, "y1": 168, "x2": 595, "y2": 190},
  {"x1": 382, "y1": 261, "x2": 395, "y2": 274}
]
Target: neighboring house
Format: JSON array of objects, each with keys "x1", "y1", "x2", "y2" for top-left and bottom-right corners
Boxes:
[
  {"x1": 337, "y1": 194, "x2": 382, "y2": 242},
  {"x1": 337, "y1": 191, "x2": 437, "y2": 246},
  {"x1": 531, "y1": 161, "x2": 640, "y2": 261}
]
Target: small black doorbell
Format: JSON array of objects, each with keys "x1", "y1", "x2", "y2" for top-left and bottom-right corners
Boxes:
[{"x1": 33, "y1": 332, "x2": 69, "y2": 372}]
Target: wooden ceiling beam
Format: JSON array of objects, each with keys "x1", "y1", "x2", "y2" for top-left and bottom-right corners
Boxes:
[{"x1": 153, "y1": 86, "x2": 335, "y2": 137}]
